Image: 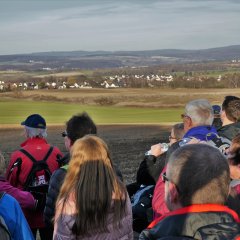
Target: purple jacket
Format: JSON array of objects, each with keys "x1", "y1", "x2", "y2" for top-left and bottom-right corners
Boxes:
[{"x1": 0, "y1": 176, "x2": 36, "y2": 210}]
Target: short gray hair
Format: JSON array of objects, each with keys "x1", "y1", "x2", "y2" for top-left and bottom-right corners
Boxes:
[
  {"x1": 185, "y1": 99, "x2": 213, "y2": 126},
  {"x1": 25, "y1": 126, "x2": 47, "y2": 138}
]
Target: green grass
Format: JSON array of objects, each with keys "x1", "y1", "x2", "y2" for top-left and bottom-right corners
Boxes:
[{"x1": 0, "y1": 100, "x2": 183, "y2": 125}]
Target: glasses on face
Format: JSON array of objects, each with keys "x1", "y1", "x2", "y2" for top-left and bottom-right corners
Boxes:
[
  {"x1": 61, "y1": 131, "x2": 68, "y2": 137},
  {"x1": 181, "y1": 113, "x2": 190, "y2": 119},
  {"x1": 169, "y1": 135, "x2": 177, "y2": 141},
  {"x1": 161, "y1": 172, "x2": 170, "y2": 183}
]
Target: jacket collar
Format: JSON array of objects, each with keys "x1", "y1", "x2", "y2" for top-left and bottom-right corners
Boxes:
[
  {"x1": 149, "y1": 204, "x2": 240, "y2": 229},
  {"x1": 20, "y1": 137, "x2": 48, "y2": 147},
  {"x1": 183, "y1": 125, "x2": 218, "y2": 141}
]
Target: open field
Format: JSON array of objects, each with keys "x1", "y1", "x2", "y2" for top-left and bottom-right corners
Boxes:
[
  {"x1": 0, "y1": 88, "x2": 240, "y2": 125},
  {"x1": 0, "y1": 100, "x2": 183, "y2": 125},
  {"x1": 2, "y1": 88, "x2": 240, "y2": 107},
  {"x1": 0, "y1": 125, "x2": 170, "y2": 184}
]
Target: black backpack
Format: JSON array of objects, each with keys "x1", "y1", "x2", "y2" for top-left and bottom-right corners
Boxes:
[
  {"x1": 131, "y1": 185, "x2": 154, "y2": 233},
  {"x1": 9, "y1": 146, "x2": 55, "y2": 210},
  {"x1": 0, "y1": 192, "x2": 11, "y2": 240}
]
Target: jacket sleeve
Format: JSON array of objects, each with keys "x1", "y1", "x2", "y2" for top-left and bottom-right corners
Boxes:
[
  {"x1": 0, "y1": 194, "x2": 34, "y2": 240},
  {"x1": 139, "y1": 229, "x2": 151, "y2": 240},
  {"x1": 44, "y1": 168, "x2": 66, "y2": 226},
  {"x1": 1, "y1": 181, "x2": 36, "y2": 209},
  {"x1": 137, "y1": 152, "x2": 166, "y2": 185},
  {"x1": 5, "y1": 151, "x2": 22, "y2": 187}
]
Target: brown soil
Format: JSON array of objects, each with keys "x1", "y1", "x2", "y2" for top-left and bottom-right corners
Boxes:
[{"x1": 0, "y1": 125, "x2": 170, "y2": 184}]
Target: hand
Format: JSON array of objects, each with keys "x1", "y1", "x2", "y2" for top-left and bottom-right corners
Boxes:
[{"x1": 150, "y1": 143, "x2": 164, "y2": 157}]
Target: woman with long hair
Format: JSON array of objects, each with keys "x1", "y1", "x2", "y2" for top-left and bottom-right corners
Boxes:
[{"x1": 53, "y1": 135, "x2": 133, "y2": 239}]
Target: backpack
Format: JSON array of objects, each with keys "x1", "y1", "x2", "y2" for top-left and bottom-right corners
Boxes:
[
  {"x1": 131, "y1": 185, "x2": 154, "y2": 233},
  {"x1": 179, "y1": 133, "x2": 231, "y2": 156},
  {"x1": 0, "y1": 192, "x2": 11, "y2": 240},
  {"x1": 9, "y1": 146, "x2": 55, "y2": 210}
]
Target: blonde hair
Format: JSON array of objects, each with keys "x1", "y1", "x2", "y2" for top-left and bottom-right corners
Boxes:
[{"x1": 57, "y1": 135, "x2": 126, "y2": 236}]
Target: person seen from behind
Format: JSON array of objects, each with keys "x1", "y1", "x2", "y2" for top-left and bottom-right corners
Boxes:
[
  {"x1": 0, "y1": 151, "x2": 37, "y2": 211},
  {"x1": 0, "y1": 192, "x2": 34, "y2": 240},
  {"x1": 152, "y1": 99, "x2": 230, "y2": 220},
  {"x1": 6, "y1": 114, "x2": 63, "y2": 240},
  {"x1": 218, "y1": 95, "x2": 240, "y2": 140},
  {"x1": 139, "y1": 144, "x2": 240, "y2": 239},
  {"x1": 44, "y1": 112, "x2": 97, "y2": 230},
  {"x1": 53, "y1": 135, "x2": 133, "y2": 239}
]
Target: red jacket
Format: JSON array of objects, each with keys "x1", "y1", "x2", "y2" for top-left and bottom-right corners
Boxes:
[
  {"x1": 152, "y1": 166, "x2": 170, "y2": 219},
  {"x1": 6, "y1": 137, "x2": 63, "y2": 229}
]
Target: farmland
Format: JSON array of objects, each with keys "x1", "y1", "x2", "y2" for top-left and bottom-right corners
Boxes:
[
  {"x1": 0, "y1": 87, "x2": 239, "y2": 184},
  {"x1": 1, "y1": 88, "x2": 240, "y2": 125}
]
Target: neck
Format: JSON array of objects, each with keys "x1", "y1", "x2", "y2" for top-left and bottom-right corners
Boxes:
[{"x1": 222, "y1": 119, "x2": 234, "y2": 126}]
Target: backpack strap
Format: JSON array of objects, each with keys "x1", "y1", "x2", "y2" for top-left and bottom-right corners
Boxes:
[
  {"x1": 19, "y1": 146, "x2": 54, "y2": 163},
  {"x1": 19, "y1": 146, "x2": 54, "y2": 190}
]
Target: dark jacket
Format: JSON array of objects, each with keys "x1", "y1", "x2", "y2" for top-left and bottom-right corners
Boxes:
[
  {"x1": 217, "y1": 122, "x2": 240, "y2": 140},
  {"x1": 137, "y1": 152, "x2": 167, "y2": 186},
  {"x1": 139, "y1": 204, "x2": 240, "y2": 240},
  {"x1": 44, "y1": 153, "x2": 70, "y2": 226}
]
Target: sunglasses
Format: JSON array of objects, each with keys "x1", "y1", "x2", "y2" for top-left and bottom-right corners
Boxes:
[{"x1": 61, "y1": 131, "x2": 68, "y2": 137}]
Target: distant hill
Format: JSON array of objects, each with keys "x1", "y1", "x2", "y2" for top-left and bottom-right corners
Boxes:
[{"x1": 0, "y1": 45, "x2": 239, "y2": 70}]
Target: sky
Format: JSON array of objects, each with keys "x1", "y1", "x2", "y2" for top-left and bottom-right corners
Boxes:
[{"x1": 0, "y1": 0, "x2": 240, "y2": 55}]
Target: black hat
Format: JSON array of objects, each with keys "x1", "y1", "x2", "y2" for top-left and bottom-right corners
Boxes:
[{"x1": 21, "y1": 114, "x2": 46, "y2": 129}]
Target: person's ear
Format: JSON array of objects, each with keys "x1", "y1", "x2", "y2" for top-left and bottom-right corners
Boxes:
[
  {"x1": 168, "y1": 182, "x2": 180, "y2": 204},
  {"x1": 64, "y1": 137, "x2": 72, "y2": 151}
]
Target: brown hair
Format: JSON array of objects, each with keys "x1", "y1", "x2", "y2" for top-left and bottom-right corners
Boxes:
[
  {"x1": 56, "y1": 135, "x2": 126, "y2": 236},
  {"x1": 225, "y1": 100, "x2": 240, "y2": 122},
  {"x1": 228, "y1": 133, "x2": 240, "y2": 165},
  {"x1": 172, "y1": 123, "x2": 184, "y2": 141},
  {"x1": 168, "y1": 144, "x2": 230, "y2": 206}
]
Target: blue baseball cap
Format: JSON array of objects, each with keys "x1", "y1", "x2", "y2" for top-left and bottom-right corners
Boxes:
[
  {"x1": 212, "y1": 105, "x2": 221, "y2": 115},
  {"x1": 21, "y1": 114, "x2": 46, "y2": 129}
]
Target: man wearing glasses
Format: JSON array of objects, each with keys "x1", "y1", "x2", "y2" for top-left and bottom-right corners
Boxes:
[
  {"x1": 152, "y1": 99, "x2": 231, "y2": 220},
  {"x1": 140, "y1": 144, "x2": 240, "y2": 239}
]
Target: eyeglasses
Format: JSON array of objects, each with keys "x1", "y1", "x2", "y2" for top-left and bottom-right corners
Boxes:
[
  {"x1": 169, "y1": 135, "x2": 177, "y2": 141},
  {"x1": 181, "y1": 113, "x2": 190, "y2": 119},
  {"x1": 61, "y1": 131, "x2": 68, "y2": 137},
  {"x1": 161, "y1": 172, "x2": 181, "y2": 194},
  {"x1": 161, "y1": 172, "x2": 170, "y2": 183}
]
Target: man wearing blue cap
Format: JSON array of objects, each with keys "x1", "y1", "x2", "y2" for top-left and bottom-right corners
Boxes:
[{"x1": 6, "y1": 114, "x2": 63, "y2": 240}]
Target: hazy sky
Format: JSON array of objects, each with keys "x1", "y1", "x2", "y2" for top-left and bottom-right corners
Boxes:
[{"x1": 0, "y1": 0, "x2": 240, "y2": 54}]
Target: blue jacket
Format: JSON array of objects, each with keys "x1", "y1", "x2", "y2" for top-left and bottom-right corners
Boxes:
[
  {"x1": 183, "y1": 125, "x2": 218, "y2": 141},
  {"x1": 0, "y1": 193, "x2": 34, "y2": 240}
]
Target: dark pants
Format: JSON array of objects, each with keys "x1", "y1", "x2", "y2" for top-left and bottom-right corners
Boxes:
[{"x1": 31, "y1": 227, "x2": 53, "y2": 240}]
